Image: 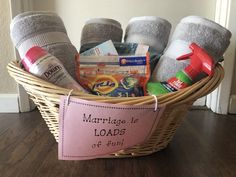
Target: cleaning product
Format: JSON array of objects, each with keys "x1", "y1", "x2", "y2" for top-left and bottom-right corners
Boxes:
[
  {"x1": 147, "y1": 43, "x2": 214, "y2": 96},
  {"x1": 76, "y1": 54, "x2": 150, "y2": 97},
  {"x1": 80, "y1": 42, "x2": 162, "y2": 74},
  {"x1": 151, "y1": 15, "x2": 231, "y2": 82},
  {"x1": 22, "y1": 46, "x2": 86, "y2": 92}
]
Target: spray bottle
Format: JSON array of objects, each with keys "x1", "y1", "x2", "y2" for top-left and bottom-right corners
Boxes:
[{"x1": 147, "y1": 43, "x2": 214, "y2": 96}]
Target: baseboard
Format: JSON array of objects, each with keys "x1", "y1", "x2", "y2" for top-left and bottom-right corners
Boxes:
[
  {"x1": 229, "y1": 95, "x2": 236, "y2": 114},
  {"x1": 193, "y1": 97, "x2": 206, "y2": 106},
  {"x1": 0, "y1": 94, "x2": 19, "y2": 113}
]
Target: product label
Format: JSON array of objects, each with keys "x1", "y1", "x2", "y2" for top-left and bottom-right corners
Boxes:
[
  {"x1": 29, "y1": 54, "x2": 67, "y2": 84},
  {"x1": 160, "y1": 82, "x2": 177, "y2": 92},
  {"x1": 58, "y1": 96, "x2": 165, "y2": 160},
  {"x1": 29, "y1": 54, "x2": 81, "y2": 90},
  {"x1": 91, "y1": 75, "x2": 118, "y2": 94},
  {"x1": 119, "y1": 56, "x2": 147, "y2": 66},
  {"x1": 167, "y1": 78, "x2": 189, "y2": 90},
  {"x1": 43, "y1": 64, "x2": 63, "y2": 79},
  {"x1": 77, "y1": 55, "x2": 150, "y2": 97}
]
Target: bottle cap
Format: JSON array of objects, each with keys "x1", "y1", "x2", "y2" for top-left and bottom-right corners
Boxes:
[{"x1": 22, "y1": 46, "x2": 47, "y2": 71}]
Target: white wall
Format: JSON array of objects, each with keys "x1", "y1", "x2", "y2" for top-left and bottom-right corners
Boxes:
[
  {"x1": 0, "y1": 0, "x2": 17, "y2": 93},
  {"x1": 33, "y1": 0, "x2": 217, "y2": 50}
]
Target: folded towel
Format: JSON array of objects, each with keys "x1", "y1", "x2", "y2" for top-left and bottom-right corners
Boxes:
[
  {"x1": 81, "y1": 18, "x2": 123, "y2": 47},
  {"x1": 152, "y1": 16, "x2": 232, "y2": 82},
  {"x1": 10, "y1": 11, "x2": 78, "y2": 79},
  {"x1": 124, "y1": 16, "x2": 171, "y2": 53}
]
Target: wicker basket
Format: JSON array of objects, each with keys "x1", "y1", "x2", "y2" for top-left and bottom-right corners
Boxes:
[{"x1": 7, "y1": 61, "x2": 224, "y2": 157}]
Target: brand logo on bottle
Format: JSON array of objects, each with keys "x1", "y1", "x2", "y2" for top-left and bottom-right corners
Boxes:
[
  {"x1": 92, "y1": 75, "x2": 118, "y2": 94},
  {"x1": 168, "y1": 78, "x2": 188, "y2": 90},
  {"x1": 43, "y1": 65, "x2": 62, "y2": 79}
]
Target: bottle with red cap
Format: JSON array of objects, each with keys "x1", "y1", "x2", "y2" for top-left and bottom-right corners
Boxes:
[
  {"x1": 147, "y1": 43, "x2": 214, "y2": 96},
  {"x1": 22, "y1": 46, "x2": 86, "y2": 92}
]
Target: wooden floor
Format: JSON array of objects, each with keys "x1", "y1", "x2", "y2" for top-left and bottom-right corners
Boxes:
[{"x1": 0, "y1": 109, "x2": 236, "y2": 177}]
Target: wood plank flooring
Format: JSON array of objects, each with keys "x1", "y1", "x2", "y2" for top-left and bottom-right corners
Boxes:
[{"x1": 0, "y1": 109, "x2": 236, "y2": 177}]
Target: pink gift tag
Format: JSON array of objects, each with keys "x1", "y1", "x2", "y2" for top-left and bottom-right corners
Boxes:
[{"x1": 59, "y1": 96, "x2": 165, "y2": 160}]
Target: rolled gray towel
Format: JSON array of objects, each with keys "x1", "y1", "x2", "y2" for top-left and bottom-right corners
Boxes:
[
  {"x1": 10, "y1": 11, "x2": 58, "y2": 25},
  {"x1": 171, "y1": 16, "x2": 231, "y2": 62},
  {"x1": 124, "y1": 16, "x2": 172, "y2": 53},
  {"x1": 151, "y1": 16, "x2": 232, "y2": 82},
  {"x1": 10, "y1": 11, "x2": 78, "y2": 79},
  {"x1": 10, "y1": 11, "x2": 67, "y2": 48},
  {"x1": 81, "y1": 18, "x2": 123, "y2": 47}
]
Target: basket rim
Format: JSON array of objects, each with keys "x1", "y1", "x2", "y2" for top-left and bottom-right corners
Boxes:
[{"x1": 7, "y1": 60, "x2": 224, "y2": 106}]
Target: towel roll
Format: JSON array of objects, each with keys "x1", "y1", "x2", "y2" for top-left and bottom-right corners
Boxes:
[
  {"x1": 171, "y1": 16, "x2": 231, "y2": 62},
  {"x1": 124, "y1": 16, "x2": 172, "y2": 53},
  {"x1": 10, "y1": 11, "x2": 67, "y2": 48},
  {"x1": 10, "y1": 11, "x2": 58, "y2": 25},
  {"x1": 10, "y1": 11, "x2": 78, "y2": 79},
  {"x1": 81, "y1": 18, "x2": 123, "y2": 47},
  {"x1": 151, "y1": 16, "x2": 232, "y2": 82}
]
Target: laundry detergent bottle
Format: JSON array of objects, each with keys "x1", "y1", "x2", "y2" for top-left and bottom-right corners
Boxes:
[{"x1": 147, "y1": 43, "x2": 214, "y2": 96}]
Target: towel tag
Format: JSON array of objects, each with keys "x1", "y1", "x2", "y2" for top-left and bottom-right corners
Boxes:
[{"x1": 58, "y1": 96, "x2": 165, "y2": 160}]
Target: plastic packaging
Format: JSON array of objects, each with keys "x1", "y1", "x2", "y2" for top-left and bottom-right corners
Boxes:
[
  {"x1": 80, "y1": 42, "x2": 161, "y2": 73},
  {"x1": 22, "y1": 46, "x2": 86, "y2": 92},
  {"x1": 76, "y1": 54, "x2": 150, "y2": 97}
]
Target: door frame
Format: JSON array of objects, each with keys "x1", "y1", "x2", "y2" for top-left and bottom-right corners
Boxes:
[
  {"x1": 206, "y1": 0, "x2": 235, "y2": 114},
  {"x1": 10, "y1": 0, "x2": 34, "y2": 112}
]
